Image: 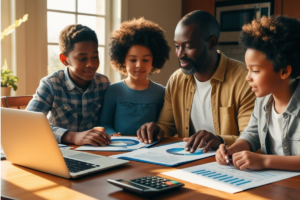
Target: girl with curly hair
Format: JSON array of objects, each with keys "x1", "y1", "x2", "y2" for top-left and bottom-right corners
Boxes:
[
  {"x1": 99, "y1": 18, "x2": 170, "y2": 138},
  {"x1": 216, "y1": 16, "x2": 300, "y2": 171}
]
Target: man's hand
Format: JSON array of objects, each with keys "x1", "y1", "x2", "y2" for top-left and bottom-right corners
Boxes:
[
  {"x1": 232, "y1": 151, "x2": 266, "y2": 170},
  {"x1": 62, "y1": 129, "x2": 111, "y2": 146},
  {"x1": 183, "y1": 130, "x2": 223, "y2": 153},
  {"x1": 137, "y1": 122, "x2": 165, "y2": 144}
]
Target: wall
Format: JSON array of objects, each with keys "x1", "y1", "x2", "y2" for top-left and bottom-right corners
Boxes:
[
  {"x1": 1, "y1": 0, "x2": 47, "y2": 96},
  {"x1": 182, "y1": 0, "x2": 215, "y2": 16},
  {"x1": 123, "y1": 0, "x2": 182, "y2": 86},
  {"x1": 275, "y1": 0, "x2": 300, "y2": 19},
  {"x1": 1, "y1": 0, "x2": 13, "y2": 77}
]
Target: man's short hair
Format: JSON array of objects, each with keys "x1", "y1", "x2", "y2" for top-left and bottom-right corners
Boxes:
[
  {"x1": 181, "y1": 10, "x2": 220, "y2": 40},
  {"x1": 59, "y1": 24, "x2": 98, "y2": 56}
]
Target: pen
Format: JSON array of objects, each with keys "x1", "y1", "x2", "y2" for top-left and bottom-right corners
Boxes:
[{"x1": 223, "y1": 145, "x2": 232, "y2": 164}]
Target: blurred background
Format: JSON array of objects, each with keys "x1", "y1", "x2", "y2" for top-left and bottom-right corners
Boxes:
[{"x1": 1, "y1": 0, "x2": 300, "y2": 96}]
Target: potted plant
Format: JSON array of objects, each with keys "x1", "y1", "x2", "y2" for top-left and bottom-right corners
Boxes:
[{"x1": 1, "y1": 60, "x2": 18, "y2": 96}]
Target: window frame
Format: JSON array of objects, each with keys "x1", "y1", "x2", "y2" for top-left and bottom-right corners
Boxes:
[{"x1": 46, "y1": 0, "x2": 111, "y2": 77}]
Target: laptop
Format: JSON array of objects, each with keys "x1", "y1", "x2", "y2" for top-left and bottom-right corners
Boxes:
[{"x1": 1, "y1": 108, "x2": 129, "y2": 178}]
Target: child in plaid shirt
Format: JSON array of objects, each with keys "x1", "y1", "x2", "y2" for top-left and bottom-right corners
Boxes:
[{"x1": 27, "y1": 24, "x2": 111, "y2": 146}]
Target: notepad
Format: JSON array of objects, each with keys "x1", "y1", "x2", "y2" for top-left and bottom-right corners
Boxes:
[{"x1": 162, "y1": 162, "x2": 300, "y2": 193}]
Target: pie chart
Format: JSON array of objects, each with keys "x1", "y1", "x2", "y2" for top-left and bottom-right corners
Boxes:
[
  {"x1": 108, "y1": 139, "x2": 139, "y2": 147},
  {"x1": 166, "y1": 148, "x2": 204, "y2": 155}
]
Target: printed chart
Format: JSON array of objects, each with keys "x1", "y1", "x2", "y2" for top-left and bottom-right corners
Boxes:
[
  {"x1": 75, "y1": 136, "x2": 150, "y2": 151},
  {"x1": 162, "y1": 162, "x2": 300, "y2": 193},
  {"x1": 111, "y1": 142, "x2": 215, "y2": 166},
  {"x1": 108, "y1": 139, "x2": 139, "y2": 147},
  {"x1": 166, "y1": 148, "x2": 203, "y2": 156}
]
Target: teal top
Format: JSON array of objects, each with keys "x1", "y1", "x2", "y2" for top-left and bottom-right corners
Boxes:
[{"x1": 99, "y1": 80, "x2": 165, "y2": 135}]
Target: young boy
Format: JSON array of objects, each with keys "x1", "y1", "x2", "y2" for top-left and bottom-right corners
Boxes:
[
  {"x1": 216, "y1": 16, "x2": 300, "y2": 171},
  {"x1": 26, "y1": 24, "x2": 111, "y2": 146}
]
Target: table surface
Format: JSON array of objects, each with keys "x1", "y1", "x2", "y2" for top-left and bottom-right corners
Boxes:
[{"x1": 2, "y1": 137, "x2": 300, "y2": 200}]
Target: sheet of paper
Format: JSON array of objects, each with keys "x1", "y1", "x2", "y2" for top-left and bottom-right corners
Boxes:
[
  {"x1": 162, "y1": 162, "x2": 300, "y2": 193},
  {"x1": 75, "y1": 136, "x2": 156, "y2": 151},
  {"x1": 110, "y1": 142, "x2": 216, "y2": 166}
]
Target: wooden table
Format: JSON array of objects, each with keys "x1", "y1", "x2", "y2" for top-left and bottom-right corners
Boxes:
[{"x1": 2, "y1": 137, "x2": 300, "y2": 200}]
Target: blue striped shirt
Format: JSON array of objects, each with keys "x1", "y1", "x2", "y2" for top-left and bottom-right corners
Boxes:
[{"x1": 26, "y1": 68, "x2": 110, "y2": 143}]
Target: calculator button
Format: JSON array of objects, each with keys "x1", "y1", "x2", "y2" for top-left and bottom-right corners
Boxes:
[
  {"x1": 170, "y1": 180, "x2": 180, "y2": 185},
  {"x1": 163, "y1": 179, "x2": 169, "y2": 181},
  {"x1": 164, "y1": 182, "x2": 174, "y2": 186},
  {"x1": 162, "y1": 184, "x2": 169, "y2": 187}
]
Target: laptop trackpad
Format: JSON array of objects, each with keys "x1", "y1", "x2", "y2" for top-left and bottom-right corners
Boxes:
[{"x1": 68, "y1": 153, "x2": 100, "y2": 161}]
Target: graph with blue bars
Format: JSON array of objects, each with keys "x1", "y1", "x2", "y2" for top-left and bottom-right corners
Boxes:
[{"x1": 191, "y1": 169, "x2": 251, "y2": 186}]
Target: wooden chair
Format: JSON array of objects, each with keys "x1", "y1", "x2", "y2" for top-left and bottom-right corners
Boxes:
[{"x1": 1, "y1": 96, "x2": 33, "y2": 109}]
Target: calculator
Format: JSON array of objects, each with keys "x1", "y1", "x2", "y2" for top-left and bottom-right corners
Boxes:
[{"x1": 107, "y1": 175, "x2": 184, "y2": 196}]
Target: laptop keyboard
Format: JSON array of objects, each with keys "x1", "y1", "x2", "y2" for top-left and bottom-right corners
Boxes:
[{"x1": 64, "y1": 157, "x2": 100, "y2": 173}]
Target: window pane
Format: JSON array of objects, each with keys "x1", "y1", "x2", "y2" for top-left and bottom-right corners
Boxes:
[
  {"x1": 78, "y1": 0, "x2": 105, "y2": 15},
  {"x1": 47, "y1": 12, "x2": 76, "y2": 43},
  {"x1": 47, "y1": 0, "x2": 76, "y2": 12},
  {"x1": 48, "y1": 45, "x2": 65, "y2": 75},
  {"x1": 98, "y1": 47, "x2": 105, "y2": 73},
  {"x1": 78, "y1": 15, "x2": 105, "y2": 45}
]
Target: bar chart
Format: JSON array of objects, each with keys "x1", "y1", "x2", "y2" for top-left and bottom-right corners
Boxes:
[
  {"x1": 162, "y1": 162, "x2": 300, "y2": 193},
  {"x1": 191, "y1": 169, "x2": 251, "y2": 186}
]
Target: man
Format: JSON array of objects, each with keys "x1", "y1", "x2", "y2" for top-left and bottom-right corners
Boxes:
[{"x1": 137, "y1": 10, "x2": 256, "y2": 153}]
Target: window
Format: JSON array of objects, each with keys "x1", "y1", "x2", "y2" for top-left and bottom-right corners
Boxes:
[{"x1": 47, "y1": 0, "x2": 108, "y2": 75}]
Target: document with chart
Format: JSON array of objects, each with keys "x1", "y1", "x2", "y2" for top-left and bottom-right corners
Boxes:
[
  {"x1": 110, "y1": 142, "x2": 216, "y2": 166},
  {"x1": 162, "y1": 162, "x2": 300, "y2": 193},
  {"x1": 75, "y1": 136, "x2": 158, "y2": 151}
]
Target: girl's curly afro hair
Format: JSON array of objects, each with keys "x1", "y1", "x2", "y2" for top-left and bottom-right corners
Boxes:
[{"x1": 109, "y1": 17, "x2": 170, "y2": 75}]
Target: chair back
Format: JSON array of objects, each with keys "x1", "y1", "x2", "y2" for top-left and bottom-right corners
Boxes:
[{"x1": 1, "y1": 96, "x2": 33, "y2": 109}]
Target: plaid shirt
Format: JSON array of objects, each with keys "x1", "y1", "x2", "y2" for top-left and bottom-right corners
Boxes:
[{"x1": 26, "y1": 68, "x2": 110, "y2": 143}]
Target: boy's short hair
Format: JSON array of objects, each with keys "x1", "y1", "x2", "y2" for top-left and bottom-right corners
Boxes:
[
  {"x1": 109, "y1": 17, "x2": 170, "y2": 75},
  {"x1": 239, "y1": 16, "x2": 300, "y2": 78},
  {"x1": 59, "y1": 24, "x2": 98, "y2": 56}
]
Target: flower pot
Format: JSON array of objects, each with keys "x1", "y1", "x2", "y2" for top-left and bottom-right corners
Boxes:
[{"x1": 1, "y1": 86, "x2": 11, "y2": 96}]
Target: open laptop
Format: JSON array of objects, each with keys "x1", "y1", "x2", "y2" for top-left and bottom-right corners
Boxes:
[{"x1": 1, "y1": 108, "x2": 129, "y2": 178}]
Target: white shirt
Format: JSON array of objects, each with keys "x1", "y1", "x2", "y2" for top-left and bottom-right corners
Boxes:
[
  {"x1": 268, "y1": 102, "x2": 284, "y2": 155},
  {"x1": 190, "y1": 75, "x2": 216, "y2": 135}
]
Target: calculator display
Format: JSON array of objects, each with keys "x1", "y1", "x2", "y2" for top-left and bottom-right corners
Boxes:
[{"x1": 119, "y1": 180, "x2": 149, "y2": 190}]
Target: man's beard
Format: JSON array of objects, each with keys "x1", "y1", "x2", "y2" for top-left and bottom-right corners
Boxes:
[
  {"x1": 178, "y1": 59, "x2": 197, "y2": 75},
  {"x1": 181, "y1": 66, "x2": 197, "y2": 75}
]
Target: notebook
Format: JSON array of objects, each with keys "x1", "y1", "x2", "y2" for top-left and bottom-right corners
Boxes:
[{"x1": 1, "y1": 108, "x2": 129, "y2": 178}]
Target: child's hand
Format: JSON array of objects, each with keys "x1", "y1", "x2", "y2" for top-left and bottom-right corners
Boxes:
[
  {"x1": 232, "y1": 151, "x2": 266, "y2": 170},
  {"x1": 216, "y1": 144, "x2": 232, "y2": 165},
  {"x1": 72, "y1": 128, "x2": 111, "y2": 146},
  {"x1": 110, "y1": 132, "x2": 122, "y2": 137}
]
